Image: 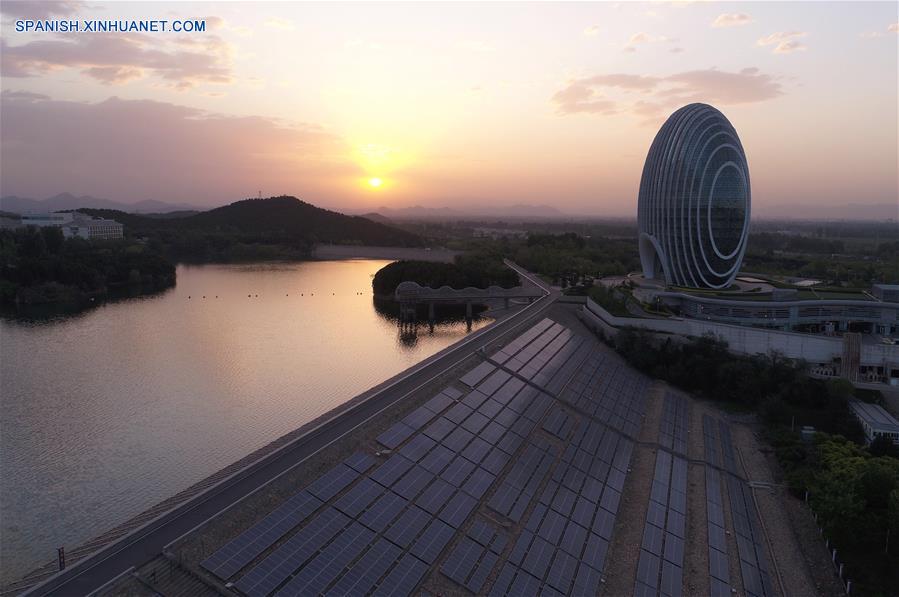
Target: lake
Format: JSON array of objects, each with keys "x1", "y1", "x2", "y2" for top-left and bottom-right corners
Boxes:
[{"x1": 0, "y1": 260, "x2": 489, "y2": 582}]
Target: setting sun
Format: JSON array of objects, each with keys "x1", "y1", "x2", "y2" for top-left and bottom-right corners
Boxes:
[{"x1": 368, "y1": 177, "x2": 383, "y2": 188}]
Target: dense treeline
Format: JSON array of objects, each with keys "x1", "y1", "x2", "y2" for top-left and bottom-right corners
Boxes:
[
  {"x1": 371, "y1": 253, "x2": 519, "y2": 297},
  {"x1": 610, "y1": 328, "x2": 898, "y2": 595},
  {"x1": 770, "y1": 431, "x2": 899, "y2": 594},
  {"x1": 613, "y1": 328, "x2": 863, "y2": 438},
  {"x1": 510, "y1": 233, "x2": 639, "y2": 286},
  {"x1": 81, "y1": 196, "x2": 423, "y2": 262},
  {"x1": 0, "y1": 226, "x2": 175, "y2": 307}
]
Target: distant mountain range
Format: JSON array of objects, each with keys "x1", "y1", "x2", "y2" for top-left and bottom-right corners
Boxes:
[
  {"x1": 0, "y1": 193, "x2": 198, "y2": 214},
  {"x1": 80, "y1": 196, "x2": 423, "y2": 248},
  {"x1": 367, "y1": 204, "x2": 567, "y2": 220}
]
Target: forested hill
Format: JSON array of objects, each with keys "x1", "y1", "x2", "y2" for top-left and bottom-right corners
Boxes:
[
  {"x1": 82, "y1": 196, "x2": 422, "y2": 247},
  {"x1": 80, "y1": 196, "x2": 423, "y2": 260}
]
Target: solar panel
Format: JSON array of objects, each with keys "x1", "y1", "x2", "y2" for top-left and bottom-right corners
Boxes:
[
  {"x1": 461, "y1": 389, "x2": 489, "y2": 411},
  {"x1": 420, "y1": 443, "x2": 454, "y2": 475},
  {"x1": 462, "y1": 467, "x2": 496, "y2": 499},
  {"x1": 461, "y1": 411, "x2": 490, "y2": 435},
  {"x1": 377, "y1": 421, "x2": 415, "y2": 450},
  {"x1": 393, "y1": 466, "x2": 435, "y2": 500},
  {"x1": 201, "y1": 490, "x2": 322, "y2": 580},
  {"x1": 560, "y1": 522, "x2": 588, "y2": 558},
  {"x1": 462, "y1": 437, "x2": 491, "y2": 464},
  {"x1": 441, "y1": 455, "x2": 476, "y2": 487},
  {"x1": 371, "y1": 454, "x2": 415, "y2": 488},
  {"x1": 384, "y1": 505, "x2": 432, "y2": 548},
  {"x1": 403, "y1": 405, "x2": 436, "y2": 431},
  {"x1": 324, "y1": 539, "x2": 401, "y2": 597},
  {"x1": 423, "y1": 417, "x2": 455, "y2": 442},
  {"x1": 274, "y1": 522, "x2": 374, "y2": 597},
  {"x1": 520, "y1": 535, "x2": 554, "y2": 581},
  {"x1": 460, "y1": 362, "x2": 497, "y2": 388},
  {"x1": 438, "y1": 490, "x2": 477, "y2": 528},
  {"x1": 546, "y1": 550, "x2": 578, "y2": 594},
  {"x1": 442, "y1": 426, "x2": 475, "y2": 452},
  {"x1": 307, "y1": 464, "x2": 359, "y2": 502},
  {"x1": 417, "y1": 478, "x2": 455, "y2": 515},
  {"x1": 583, "y1": 532, "x2": 608, "y2": 571},
  {"x1": 422, "y1": 391, "x2": 455, "y2": 415},
  {"x1": 359, "y1": 491, "x2": 407, "y2": 533},
  {"x1": 410, "y1": 518, "x2": 455, "y2": 564},
  {"x1": 235, "y1": 508, "x2": 348, "y2": 597},
  {"x1": 399, "y1": 434, "x2": 437, "y2": 463},
  {"x1": 344, "y1": 452, "x2": 377, "y2": 474},
  {"x1": 372, "y1": 554, "x2": 429, "y2": 597},
  {"x1": 334, "y1": 478, "x2": 384, "y2": 518}
]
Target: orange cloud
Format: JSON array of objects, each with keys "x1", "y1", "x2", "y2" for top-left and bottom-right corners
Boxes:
[
  {"x1": 1, "y1": 32, "x2": 233, "y2": 88},
  {"x1": 553, "y1": 67, "x2": 783, "y2": 121}
]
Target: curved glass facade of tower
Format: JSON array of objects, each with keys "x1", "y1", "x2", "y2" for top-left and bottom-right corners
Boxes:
[{"x1": 637, "y1": 103, "x2": 750, "y2": 289}]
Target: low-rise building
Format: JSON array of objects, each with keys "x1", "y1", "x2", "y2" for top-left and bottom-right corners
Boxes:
[
  {"x1": 849, "y1": 401, "x2": 899, "y2": 445},
  {"x1": 873, "y1": 284, "x2": 899, "y2": 303},
  {"x1": 20, "y1": 212, "x2": 123, "y2": 240}
]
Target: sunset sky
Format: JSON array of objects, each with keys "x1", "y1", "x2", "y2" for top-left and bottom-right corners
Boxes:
[{"x1": 1, "y1": 1, "x2": 896, "y2": 218}]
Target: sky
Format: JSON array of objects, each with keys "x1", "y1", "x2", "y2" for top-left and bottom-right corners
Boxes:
[{"x1": 0, "y1": 1, "x2": 896, "y2": 218}]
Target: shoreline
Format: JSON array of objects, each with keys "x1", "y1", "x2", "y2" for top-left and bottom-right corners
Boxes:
[{"x1": 312, "y1": 244, "x2": 459, "y2": 263}]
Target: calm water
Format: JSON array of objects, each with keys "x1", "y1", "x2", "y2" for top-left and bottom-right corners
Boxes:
[{"x1": 0, "y1": 261, "x2": 489, "y2": 582}]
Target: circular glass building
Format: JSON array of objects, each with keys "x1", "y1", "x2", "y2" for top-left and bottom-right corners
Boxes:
[{"x1": 637, "y1": 103, "x2": 750, "y2": 289}]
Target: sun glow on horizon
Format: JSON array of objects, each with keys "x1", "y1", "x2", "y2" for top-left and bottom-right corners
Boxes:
[{"x1": 368, "y1": 177, "x2": 383, "y2": 188}]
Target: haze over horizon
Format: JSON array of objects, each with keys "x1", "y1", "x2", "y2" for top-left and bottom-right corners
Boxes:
[{"x1": 1, "y1": 1, "x2": 896, "y2": 219}]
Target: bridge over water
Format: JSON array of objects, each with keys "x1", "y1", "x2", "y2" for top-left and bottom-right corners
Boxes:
[{"x1": 394, "y1": 279, "x2": 545, "y2": 326}]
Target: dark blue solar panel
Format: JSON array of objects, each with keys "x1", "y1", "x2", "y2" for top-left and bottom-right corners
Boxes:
[
  {"x1": 384, "y1": 505, "x2": 432, "y2": 548},
  {"x1": 438, "y1": 490, "x2": 477, "y2": 528},
  {"x1": 402, "y1": 405, "x2": 436, "y2": 431},
  {"x1": 461, "y1": 389, "x2": 489, "y2": 410},
  {"x1": 481, "y1": 446, "x2": 510, "y2": 475},
  {"x1": 583, "y1": 532, "x2": 609, "y2": 571},
  {"x1": 545, "y1": 550, "x2": 577, "y2": 594},
  {"x1": 273, "y1": 522, "x2": 373, "y2": 597},
  {"x1": 538, "y1": 509, "x2": 566, "y2": 545},
  {"x1": 201, "y1": 490, "x2": 322, "y2": 580},
  {"x1": 462, "y1": 467, "x2": 495, "y2": 499},
  {"x1": 377, "y1": 421, "x2": 415, "y2": 450},
  {"x1": 334, "y1": 478, "x2": 383, "y2": 518},
  {"x1": 560, "y1": 522, "x2": 588, "y2": 558},
  {"x1": 371, "y1": 454, "x2": 414, "y2": 488},
  {"x1": 462, "y1": 411, "x2": 491, "y2": 435},
  {"x1": 372, "y1": 553, "x2": 429, "y2": 597},
  {"x1": 420, "y1": 443, "x2": 454, "y2": 475},
  {"x1": 399, "y1": 433, "x2": 436, "y2": 463},
  {"x1": 343, "y1": 452, "x2": 377, "y2": 474},
  {"x1": 412, "y1": 475, "x2": 452, "y2": 513},
  {"x1": 410, "y1": 518, "x2": 455, "y2": 564},
  {"x1": 422, "y1": 391, "x2": 455, "y2": 415},
  {"x1": 393, "y1": 466, "x2": 435, "y2": 500},
  {"x1": 324, "y1": 538, "x2": 401, "y2": 597},
  {"x1": 460, "y1": 362, "x2": 497, "y2": 388},
  {"x1": 446, "y1": 402, "x2": 474, "y2": 425},
  {"x1": 359, "y1": 491, "x2": 407, "y2": 533},
  {"x1": 443, "y1": 426, "x2": 475, "y2": 452},
  {"x1": 441, "y1": 455, "x2": 476, "y2": 487},
  {"x1": 520, "y1": 535, "x2": 554, "y2": 581},
  {"x1": 235, "y1": 508, "x2": 348, "y2": 597},
  {"x1": 573, "y1": 563, "x2": 602, "y2": 596},
  {"x1": 462, "y1": 437, "x2": 491, "y2": 465},
  {"x1": 423, "y1": 417, "x2": 455, "y2": 442},
  {"x1": 307, "y1": 464, "x2": 359, "y2": 502}
]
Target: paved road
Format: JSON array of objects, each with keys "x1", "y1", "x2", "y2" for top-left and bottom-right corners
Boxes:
[{"x1": 27, "y1": 263, "x2": 556, "y2": 597}]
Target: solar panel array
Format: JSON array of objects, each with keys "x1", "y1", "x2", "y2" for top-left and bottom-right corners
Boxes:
[
  {"x1": 632, "y1": 392, "x2": 691, "y2": 597},
  {"x1": 556, "y1": 352, "x2": 649, "y2": 437},
  {"x1": 490, "y1": 417, "x2": 635, "y2": 597},
  {"x1": 718, "y1": 421, "x2": 775, "y2": 597},
  {"x1": 658, "y1": 392, "x2": 689, "y2": 455},
  {"x1": 702, "y1": 415, "x2": 732, "y2": 597},
  {"x1": 441, "y1": 520, "x2": 507, "y2": 593},
  {"x1": 200, "y1": 319, "x2": 652, "y2": 596}
]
